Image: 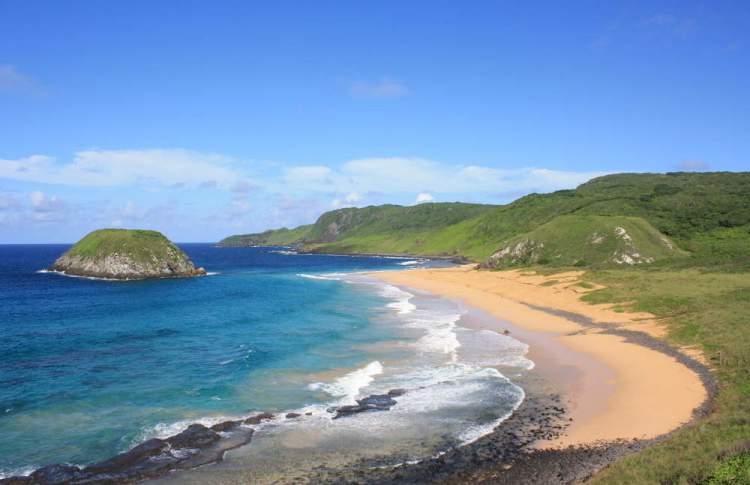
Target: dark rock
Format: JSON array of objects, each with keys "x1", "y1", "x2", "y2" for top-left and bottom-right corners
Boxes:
[
  {"x1": 387, "y1": 388, "x2": 407, "y2": 397},
  {"x1": 357, "y1": 394, "x2": 397, "y2": 408},
  {"x1": 166, "y1": 424, "x2": 220, "y2": 449},
  {"x1": 210, "y1": 420, "x2": 240, "y2": 432},
  {"x1": 243, "y1": 412, "x2": 275, "y2": 425},
  {"x1": 285, "y1": 412, "x2": 302, "y2": 419},
  {"x1": 84, "y1": 438, "x2": 168, "y2": 475},
  {"x1": 0, "y1": 476, "x2": 32, "y2": 485},
  {"x1": 29, "y1": 464, "x2": 83, "y2": 485},
  {"x1": 331, "y1": 393, "x2": 398, "y2": 418}
]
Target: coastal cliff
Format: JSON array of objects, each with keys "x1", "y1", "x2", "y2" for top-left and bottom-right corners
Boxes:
[{"x1": 49, "y1": 229, "x2": 206, "y2": 280}]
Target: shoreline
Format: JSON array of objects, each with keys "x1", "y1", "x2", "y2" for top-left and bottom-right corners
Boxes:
[
  {"x1": 2, "y1": 261, "x2": 716, "y2": 484},
  {"x1": 372, "y1": 265, "x2": 710, "y2": 448}
]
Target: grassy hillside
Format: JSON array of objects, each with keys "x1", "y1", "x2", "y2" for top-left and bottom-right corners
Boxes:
[
  {"x1": 577, "y1": 267, "x2": 750, "y2": 484},
  {"x1": 218, "y1": 202, "x2": 498, "y2": 256},
  {"x1": 462, "y1": 172, "x2": 750, "y2": 266},
  {"x1": 484, "y1": 215, "x2": 684, "y2": 268},
  {"x1": 217, "y1": 225, "x2": 313, "y2": 247},
  {"x1": 65, "y1": 229, "x2": 187, "y2": 264},
  {"x1": 217, "y1": 172, "x2": 750, "y2": 268}
]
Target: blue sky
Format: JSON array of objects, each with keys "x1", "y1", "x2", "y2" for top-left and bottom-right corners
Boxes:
[{"x1": 1, "y1": 1, "x2": 748, "y2": 243}]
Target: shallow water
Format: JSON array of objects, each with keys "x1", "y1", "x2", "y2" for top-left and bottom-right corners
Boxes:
[{"x1": 0, "y1": 245, "x2": 532, "y2": 479}]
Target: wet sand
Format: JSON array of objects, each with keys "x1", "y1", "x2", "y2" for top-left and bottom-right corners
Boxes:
[{"x1": 372, "y1": 265, "x2": 708, "y2": 448}]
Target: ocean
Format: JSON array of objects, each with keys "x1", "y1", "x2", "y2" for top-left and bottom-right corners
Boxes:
[{"x1": 0, "y1": 244, "x2": 533, "y2": 480}]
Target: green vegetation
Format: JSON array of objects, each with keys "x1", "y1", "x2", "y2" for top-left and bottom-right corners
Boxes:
[
  {"x1": 573, "y1": 268, "x2": 750, "y2": 484},
  {"x1": 218, "y1": 225, "x2": 313, "y2": 247},
  {"x1": 707, "y1": 452, "x2": 750, "y2": 484},
  {"x1": 218, "y1": 172, "x2": 750, "y2": 269},
  {"x1": 219, "y1": 202, "x2": 499, "y2": 258},
  {"x1": 66, "y1": 228, "x2": 187, "y2": 264},
  {"x1": 485, "y1": 215, "x2": 684, "y2": 268}
]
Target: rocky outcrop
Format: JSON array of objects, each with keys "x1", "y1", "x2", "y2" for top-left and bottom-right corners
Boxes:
[
  {"x1": 48, "y1": 229, "x2": 206, "y2": 280},
  {"x1": 485, "y1": 239, "x2": 545, "y2": 268},
  {"x1": 328, "y1": 389, "x2": 405, "y2": 419},
  {"x1": 0, "y1": 423, "x2": 254, "y2": 485},
  {"x1": 49, "y1": 251, "x2": 206, "y2": 280},
  {"x1": 609, "y1": 226, "x2": 655, "y2": 265}
]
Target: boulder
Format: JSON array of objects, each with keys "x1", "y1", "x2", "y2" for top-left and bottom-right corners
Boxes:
[
  {"x1": 166, "y1": 424, "x2": 220, "y2": 449},
  {"x1": 84, "y1": 438, "x2": 168, "y2": 475},
  {"x1": 243, "y1": 412, "x2": 275, "y2": 425},
  {"x1": 210, "y1": 420, "x2": 241, "y2": 432}
]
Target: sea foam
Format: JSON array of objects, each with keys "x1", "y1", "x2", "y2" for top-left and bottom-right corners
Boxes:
[
  {"x1": 308, "y1": 361, "x2": 384, "y2": 405},
  {"x1": 297, "y1": 273, "x2": 344, "y2": 281},
  {"x1": 379, "y1": 284, "x2": 416, "y2": 314}
]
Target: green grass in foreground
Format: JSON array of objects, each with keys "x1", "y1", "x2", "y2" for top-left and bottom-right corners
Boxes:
[
  {"x1": 707, "y1": 452, "x2": 750, "y2": 484},
  {"x1": 569, "y1": 267, "x2": 750, "y2": 484}
]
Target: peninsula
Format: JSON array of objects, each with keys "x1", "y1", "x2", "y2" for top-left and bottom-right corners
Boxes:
[{"x1": 49, "y1": 229, "x2": 206, "y2": 280}]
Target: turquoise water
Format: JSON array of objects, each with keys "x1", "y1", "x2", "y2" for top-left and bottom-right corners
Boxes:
[{"x1": 0, "y1": 245, "x2": 532, "y2": 479}]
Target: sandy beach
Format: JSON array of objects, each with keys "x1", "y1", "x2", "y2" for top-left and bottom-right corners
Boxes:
[{"x1": 373, "y1": 265, "x2": 708, "y2": 448}]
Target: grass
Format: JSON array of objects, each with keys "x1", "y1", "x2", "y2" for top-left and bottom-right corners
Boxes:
[
  {"x1": 707, "y1": 452, "x2": 750, "y2": 484},
  {"x1": 572, "y1": 267, "x2": 750, "y2": 484},
  {"x1": 485, "y1": 215, "x2": 685, "y2": 268},
  {"x1": 217, "y1": 224, "x2": 313, "y2": 246},
  {"x1": 66, "y1": 229, "x2": 186, "y2": 264}
]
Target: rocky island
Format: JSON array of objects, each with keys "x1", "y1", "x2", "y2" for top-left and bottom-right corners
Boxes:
[{"x1": 49, "y1": 229, "x2": 206, "y2": 280}]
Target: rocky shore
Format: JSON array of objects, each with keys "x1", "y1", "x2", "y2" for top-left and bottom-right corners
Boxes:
[
  {"x1": 0, "y1": 373, "x2": 715, "y2": 485},
  {"x1": 0, "y1": 389, "x2": 413, "y2": 485}
]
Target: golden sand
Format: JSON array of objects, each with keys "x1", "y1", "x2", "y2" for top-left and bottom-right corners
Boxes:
[{"x1": 372, "y1": 265, "x2": 707, "y2": 447}]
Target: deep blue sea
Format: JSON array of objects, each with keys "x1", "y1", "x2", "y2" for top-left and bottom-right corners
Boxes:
[{"x1": 0, "y1": 244, "x2": 532, "y2": 479}]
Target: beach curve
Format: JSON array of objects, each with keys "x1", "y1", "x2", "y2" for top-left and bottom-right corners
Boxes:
[{"x1": 371, "y1": 265, "x2": 708, "y2": 448}]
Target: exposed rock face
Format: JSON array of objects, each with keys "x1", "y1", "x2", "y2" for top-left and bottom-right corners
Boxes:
[
  {"x1": 48, "y1": 229, "x2": 206, "y2": 280},
  {"x1": 609, "y1": 226, "x2": 654, "y2": 265},
  {"x1": 486, "y1": 239, "x2": 545, "y2": 267},
  {"x1": 50, "y1": 251, "x2": 206, "y2": 280}
]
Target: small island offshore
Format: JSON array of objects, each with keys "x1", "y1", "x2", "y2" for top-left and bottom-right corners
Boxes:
[{"x1": 48, "y1": 229, "x2": 206, "y2": 280}]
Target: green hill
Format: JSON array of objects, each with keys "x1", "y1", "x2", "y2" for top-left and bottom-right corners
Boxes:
[
  {"x1": 51, "y1": 229, "x2": 206, "y2": 279},
  {"x1": 217, "y1": 202, "x2": 497, "y2": 256},
  {"x1": 217, "y1": 225, "x2": 313, "y2": 247},
  {"x1": 218, "y1": 172, "x2": 750, "y2": 269},
  {"x1": 484, "y1": 215, "x2": 684, "y2": 268}
]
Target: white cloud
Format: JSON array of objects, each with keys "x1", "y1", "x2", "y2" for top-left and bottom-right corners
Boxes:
[
  {"x1": 331, "y1": 192, "x2": 363, "y2": 209},
  {"x1": 29, "y1": 191, "x2": 63, "y2": 212},
  {"x1": 350, "y1": 78, "x2": 409, "y2": 99},
  {"x1": 415, "y1": 192, "x2": 435, "y2": 204},
  {"x1": 283, "y1": 165, "x2": 333, "y2": 187},
  {"x1": 28, "y1": 190, "x2": 68, "y2": 222},
  {"x1": 284, "y1": 157, "x2": 607, "y2": 197},
  {"x1": 228, "y1": 199, "x2": 253, "y2": 216},
  {"x1": 0, "y1": 149, "x2": 243, "y2": 188}
]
